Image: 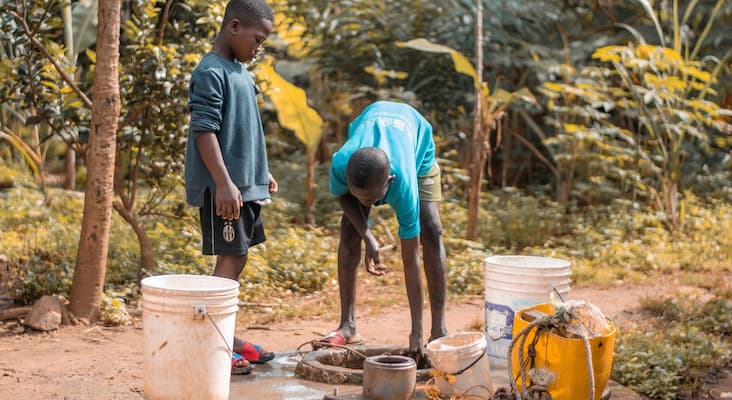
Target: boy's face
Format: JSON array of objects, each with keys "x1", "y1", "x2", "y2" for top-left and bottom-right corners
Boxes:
[
  {"x1": 349, "y1": 175, "x2": 394, "y2": 207},
  {"x1": 228, "y1": 17, "x2": 273, "y2": 63}
]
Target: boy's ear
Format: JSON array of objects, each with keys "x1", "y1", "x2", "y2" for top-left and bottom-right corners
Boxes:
[
  {"x1": 227, "y1": 18, "x2": 241, "y2": 34},
  {"x1": 387, "y1": 174, "x2": 395, "y2": 184}
]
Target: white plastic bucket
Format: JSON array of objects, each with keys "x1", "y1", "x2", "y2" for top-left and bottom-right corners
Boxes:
[
  {"x1": 484, "y1": 256, "x2": 571, "y2": 377},
  {"x1": 425, "y1": 331, "x2": 492, "y2": 396},
  {"x1": 141, "y1": 274, "x2": 240, "y2": 400}
]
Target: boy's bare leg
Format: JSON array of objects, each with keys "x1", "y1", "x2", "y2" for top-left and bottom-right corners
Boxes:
[
  {"x1": 214, "y1": 255, "x2": 247, "y2": 351},
  {"x1": 420, "y1": 201, "x2": 448, "y2": 342},
  {"x1": 213, "y1": 254, "x2": 247, "y2": 281},
  {"x1": 335, "y1": 214, "x2": 364, "y2": 339},
  {"x1": 401, "y1": 236, "x2": 424, "y2": 354}
]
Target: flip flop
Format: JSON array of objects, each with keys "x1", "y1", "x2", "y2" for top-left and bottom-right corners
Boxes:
[
  {"x1": 313, "y1": 330, "x2": 364, "y2": 349},
  {"x1": 236, "y1": 341, "x2": 275, "y2": 364},
  {"x1": 231, "y1": 352, "x2": 253, "y2": 375}
]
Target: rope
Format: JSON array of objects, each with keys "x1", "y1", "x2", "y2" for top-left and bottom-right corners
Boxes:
[
  {"x1": 508, "y1": 317, "x2": 548, "y2": 393},
  {"x1": 580, "y1": 326, "x2": 596, "y2": 400},
  {"x1": 508, "y1": 311, "x2": 597, "y2": 400}
]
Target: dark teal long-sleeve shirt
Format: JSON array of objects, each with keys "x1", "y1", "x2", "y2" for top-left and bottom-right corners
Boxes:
[{"x1": 185, "y1": 53, "x2": 270, "y2": 207}]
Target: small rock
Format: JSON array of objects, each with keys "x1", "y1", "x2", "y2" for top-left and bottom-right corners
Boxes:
[{"x1": 24, "y1": 295, "x2": 62, "y2": 331}]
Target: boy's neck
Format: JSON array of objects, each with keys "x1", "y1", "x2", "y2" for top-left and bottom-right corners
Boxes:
[{"x1": 211, "y1": 36, "x2": 234, "y2": 61}]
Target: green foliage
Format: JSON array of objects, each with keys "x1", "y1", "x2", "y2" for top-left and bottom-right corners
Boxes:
[
  {"x1": 446, "y1": 248, "x2": 486, "y2": 296},
  {"x1": 0, "y1": 0, "x2": 90, "y2": 146},
  {"x1": 243, "y1": 226, "x2": 338, "y2": 297},
  {"x1": 0, "y1": 186, "x2": 80, "y2": 303},
  {"x1": 613, "y1": 297, "x2": 732, "y2": 399},
  {"x1": 643, "y1": 296, "x2": 732, "y2": 338},
  {"x1": 277, "y1": 0, "x2": 478, "y2": 133},
  {"x1": 539, "y1": 1, "x2": 732, "y2": 229},
  {"x1": 14, "y1": 254, "x2": 73, "y2": 305}
]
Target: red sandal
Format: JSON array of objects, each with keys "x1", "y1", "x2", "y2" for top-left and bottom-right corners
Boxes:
[
  {"x1": 236, "y1": 341, "x2": 275, "y2": 364},
  {"x1": 231, "y1": 352, "x2": 252, "y2": 375}
]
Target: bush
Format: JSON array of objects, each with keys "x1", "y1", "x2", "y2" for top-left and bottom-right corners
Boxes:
[
  {"x1": 14, "y1": 253, "x2": 74, "y2": 305},
  {"x1": 613, "y1": 297, "x2": 732, "y2": 399},
  {"x1": 242, "y1": 226, "x2": 338, "y2": 298}
]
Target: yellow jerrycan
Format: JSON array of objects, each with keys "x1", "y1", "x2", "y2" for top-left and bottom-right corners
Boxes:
[{"x1": 510, "y1": 302, "x2": 616, "y2": 400}]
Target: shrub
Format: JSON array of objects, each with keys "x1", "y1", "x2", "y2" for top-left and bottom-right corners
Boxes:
[
  {"x1": 242, "y1": 226, "x2": 338, "y2": 298},
  {"x1": 14, "y1": 253, "x2": 74, "y2": 305},
  {"x1": 613, "y1": 297, "x2": 732, "y2": 399}
]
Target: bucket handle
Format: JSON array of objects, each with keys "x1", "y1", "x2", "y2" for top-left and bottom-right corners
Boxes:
[
  {"x1": 441, "y1": 348, "x2": 486, "y2": 376},
  {"x1": 194, "y1": 304, "x2": 234, "y2": 357}
]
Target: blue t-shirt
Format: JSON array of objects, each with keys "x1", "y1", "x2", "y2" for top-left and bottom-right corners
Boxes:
[{"x1": 329, "y1": 101, "x2": 436, "y2": 239}]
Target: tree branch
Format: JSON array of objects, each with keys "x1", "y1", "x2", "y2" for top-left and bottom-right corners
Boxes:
[
  {"x1": 509, "y1": 128, "x2": 558, "y2": 178},
  {"x1": 9, "y1": 10, "x2": 93, "y2": 109},
  {"x1": 157, "y1": 0, "x2": 175, "y2": 45}
]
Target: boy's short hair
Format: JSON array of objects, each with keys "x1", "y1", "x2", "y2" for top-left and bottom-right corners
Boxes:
[
  {"x1": 347, "y1": 147, "x2": 390, "y2": 189},
  {"x1": 223, "y1": 0, "x2": 274, "y2": 26}
]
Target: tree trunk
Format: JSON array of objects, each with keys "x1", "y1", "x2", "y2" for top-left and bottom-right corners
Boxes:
[
  {"x1": 62, "y1": 4, "x2": 76, "y2": 191},
  {"x1": 465, "y1": 0, "x2": 483, "y2": 241},
  {"x1": 662, "y1": 177, "x2": 679, "y2": 231},
  {"x1": 69, "y1": 0, "x2": 121, "y2": 322},
  {"x1": 113, "y1": 202, "x2": 155, "y2": 280},
  {"x1": 65, "y1": 146, "x2": 76, "y2": 190},
  {"x1": 557, "y1": 168, "x2": 572, "y2": 205},
  {"x1": 305, "y1": 153, "x2": 317, "y2": 225}
]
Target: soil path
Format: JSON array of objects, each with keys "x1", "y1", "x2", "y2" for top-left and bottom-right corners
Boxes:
[{"x1": 0, "y1": 283, "x2": 727, "y2": 399}]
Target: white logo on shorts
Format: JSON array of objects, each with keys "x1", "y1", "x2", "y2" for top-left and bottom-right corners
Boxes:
[
  {"x1": 422, "y1": 178, "x2": 434, "y2": 185},
  {"x1": 223, "y1": 221, "x2": 235, "y2": 243}
]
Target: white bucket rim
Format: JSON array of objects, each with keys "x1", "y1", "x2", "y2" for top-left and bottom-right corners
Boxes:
[
  {"x1": 484, "y1": 275, "x2": 571, "y2": 285},
  {"x1": 485, "y1": 278, "x2": 572, "y2": 287},
  {"x1": 141, "y1": 274, "x2": 240, "y2": 293},
  {"x1": 484, "y1": 286, "x2": 570, "y2": 296},
  {"x1": 484, "y1": 255, "x2": 571, "y2": 270},
  {"x1": 425, "y1": 331, "x2": 486, "y2": 353},
  {"x1": 484, "y1": 272, "x2": 572, "y2": 280}
]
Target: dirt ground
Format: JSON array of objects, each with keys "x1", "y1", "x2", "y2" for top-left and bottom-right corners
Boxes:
[{"x1": 0, "y1": 282, "x2": 730, "y2": 399}]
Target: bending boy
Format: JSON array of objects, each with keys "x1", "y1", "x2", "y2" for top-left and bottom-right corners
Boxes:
[{"x1": 321, "y1": 100, "x2": 448, "y2": 358}]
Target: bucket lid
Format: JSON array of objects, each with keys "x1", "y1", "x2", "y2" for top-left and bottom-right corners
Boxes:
[
  {"x1": 484, "y1": 255, "x2": 571, "y2": 270},
  {"x1": 141, "y1": 274, "x2": 239, "y2": 294}
]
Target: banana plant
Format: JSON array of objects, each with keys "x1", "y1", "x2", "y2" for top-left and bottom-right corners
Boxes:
[
  {"x1": 257, "y1": 60, "x2": 324, "y2": 225},
  {"x1": 396, "y1": 38, "x2": 536, "y2": 240}
]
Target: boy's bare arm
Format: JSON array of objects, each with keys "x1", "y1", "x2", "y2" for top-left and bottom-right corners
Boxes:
[
  {"x1": 338, "y1": 193, "x2": 383, "y2": 275},
  {"x1": 196, "y1": 132, "x2": 242, "y2": 220}
]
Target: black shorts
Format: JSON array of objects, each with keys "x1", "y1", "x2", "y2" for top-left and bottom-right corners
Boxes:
[{"x1": 199, "y1": 189, "x2": 266, "y2": 256}]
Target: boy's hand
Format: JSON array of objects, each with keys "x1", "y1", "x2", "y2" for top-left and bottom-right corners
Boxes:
[
  {"x1": 215, "y1": 181, "x2": 242, "y2": 220},
  {"x1": 364, "y1": 233, "x2": 385, "y2": 276},
  {"x1": 268, "y1": 173, "x2": 278, "y2": 194},
  {"x1": 366, "y1": 260, "x2": 388, "y2": 276}
]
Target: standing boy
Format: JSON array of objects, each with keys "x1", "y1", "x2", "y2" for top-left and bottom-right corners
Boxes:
[
  {"x1": 185, "y1": 0, "x2": 277, "y2": 374},
  {"x1": 320, "y1": 101, "x2": 448, "y2": 360}
]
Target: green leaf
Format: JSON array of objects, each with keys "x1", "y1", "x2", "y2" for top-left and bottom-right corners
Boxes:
[
  {"x1": 258, "y1": 63, "x2": 323, "y2": 157},
  {"x1": 85, "y1": 48, "x2": 96, "y2": 64},
  {"x1": 396, "y1": 38, "x2": 479, "y2": 88}
]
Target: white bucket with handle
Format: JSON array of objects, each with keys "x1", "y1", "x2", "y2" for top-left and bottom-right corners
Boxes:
[
  {"x1": 142, "y1": 274, "x2": 240, "y2": 400},
  {"x1": 425, "y1": 331, "x2": 492, "y2": 397},
  {"x1": 483, "y1": 256, "x2": 571, "y2": 384}
]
